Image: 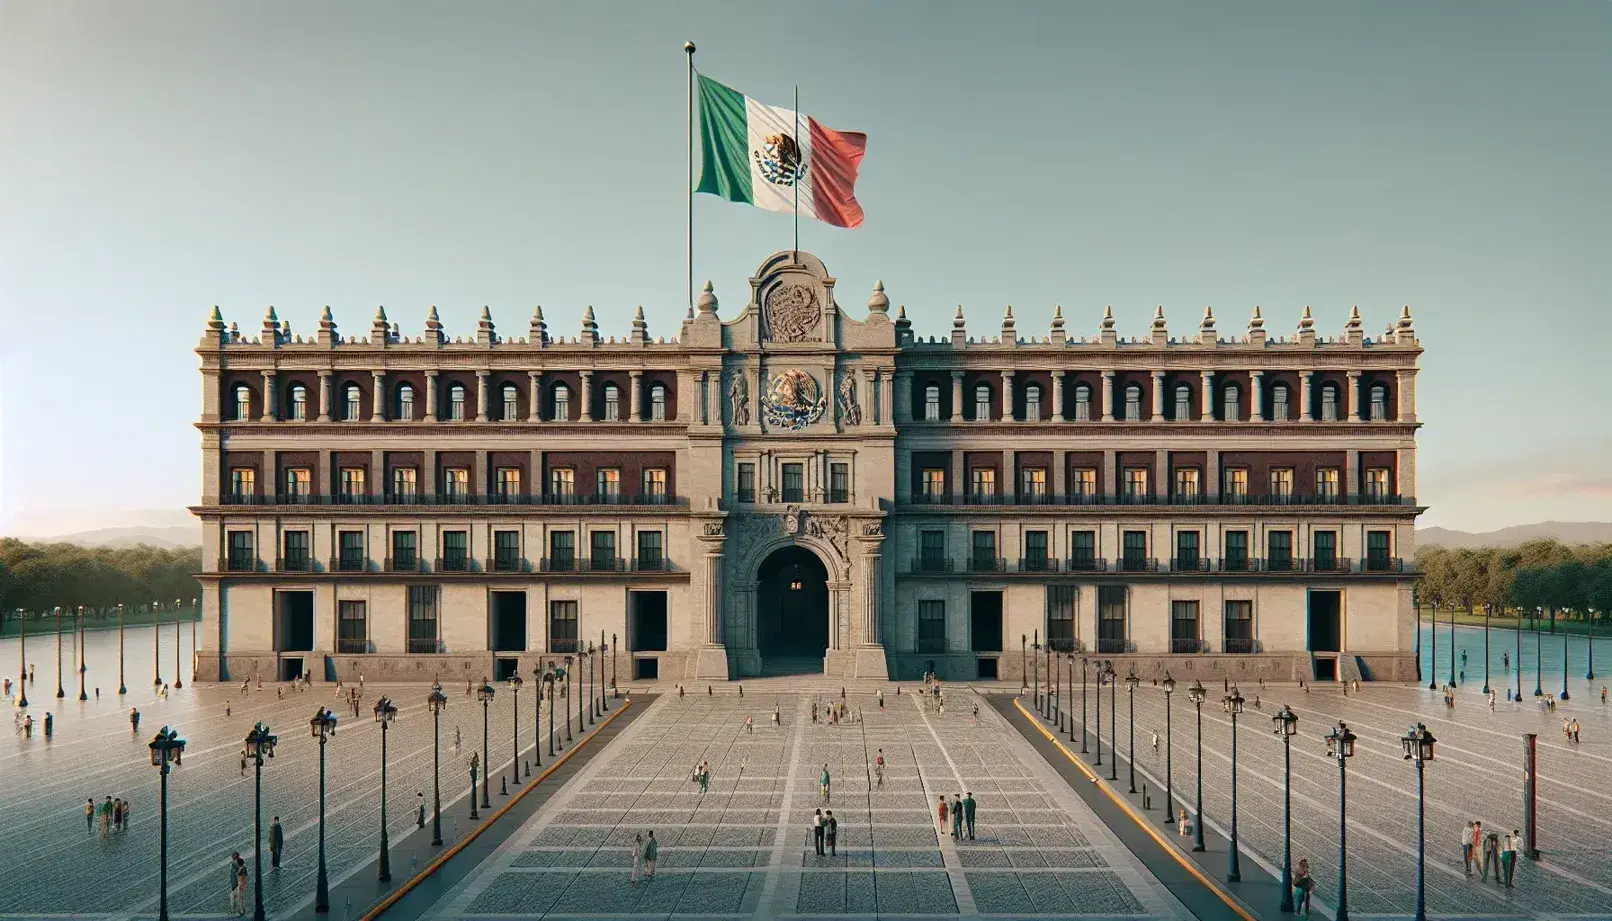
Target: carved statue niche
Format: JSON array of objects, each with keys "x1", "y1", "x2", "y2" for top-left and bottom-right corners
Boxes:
[
  {"x1": 728, "y1": 373, "x2": 750, "y2": 426},
  {"x1": 838, "y1": 373, "x2": 862, "y2": 426}
]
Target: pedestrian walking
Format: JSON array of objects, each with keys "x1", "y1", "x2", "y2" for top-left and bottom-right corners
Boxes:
[
  {"x1": 85, "y1": 798, "x2": 95, "y2": 834},
  {"x1": 812, "y1": 809, "x2": 825, "y2": 855},
  {"x1": 99, "y1": 796, "x2": 113, "y2": 838},
  {"x1": 744, "y1": 715, "x2": 753, "y2": 733},
  {"x1": 1572, "y1": 718, "x2": 1582, "y2": 743},
  {"x1": 113, "y1": 798, "x2": 124, "y2": 832},
  {"x1": 1463, "y1": 820, "x2": 1475, "y2": 875},
  {"x1": 874, "y1": 749, "x2": 885, "y2": 788},
  {"x1": 632, "y1": 832, "x2": 644, "y2": 885},
  {"x1": 43, "y1": 712, "x2": 52, "y2": 738},
  {"x1": 699, "y1": 765, "x2": 711, "y2": 794},
  {"x1": 240, "y1": 752, "x2": 248, "y2": 777},
  {"x1": 820, "y1": 764, "x2": 831, "y2": 801},
  {"x1": 643, "y1": 830, "x2": 658, "y2": 878},
  {"x1": 951, "y1": 794, "x2": 964, "y2": 839},
  {"x1": 1483, "y1": 829, "x2": 1501, "y2": 882},
  {"x1": 1293, "y1": 858, "x2": 1313, "y2": 915},
  {"x1": 1151, "y1": 730, "x2": 1159, "y2": 755},
  {"x1": 1502, "y1": 829, "x2": 1518, "y2": 888},
  {"x1": 233, "y1": 854, "x2": 249, "y2": 916},
  {"x1": 772, "y1": 705, "x2": 780, "y2": 727},
  {"x1": 877, "y1": 689, "x2": 884, "y2": 709},
  {"x1": 1470, "y1": 821, "x2": 1484, "y2": 876},
  {"x1": 417, "y1": 792, "x2": 426, "y2": 828},
  {"x1": 454, "y1": 727, "x2": 462, "y2": 757},
  {"x1": 936, "y1": 795, "x2": 949, "y2": 833},
  {"x1": 811, "y1": 701, "x2": 818, "y2": 724},
  {"x1": 122, "y1": 799, "x2": 132, "y2": 830},
  {"x1": 269, "y1": 815, "x2": 284, "y2": 869},
  {"x1": 963, "y1": 791, "x2": 976, "y2": 839},
  {"x1": 825, "y1": 810, "x2": 838, "y2": 855}
]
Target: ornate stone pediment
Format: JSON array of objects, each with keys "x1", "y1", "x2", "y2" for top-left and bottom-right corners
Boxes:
[{"x1": 764, "y1": 283, "x2": 822, "y2": 343}]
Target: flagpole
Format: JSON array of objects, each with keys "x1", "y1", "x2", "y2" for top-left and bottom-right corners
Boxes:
[
  {"x1": 792, "y1": 84, "x2": 800, "y2": 263},
  {"x1": 685, "y1": 41, "x2": 696, "y2": 313}
]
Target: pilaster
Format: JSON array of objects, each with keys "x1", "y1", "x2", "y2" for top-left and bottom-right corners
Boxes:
[
  {"x1": 1200, "y1": 371, "x2": 1213, "y2": 419},
  {"x1": 260, "y1": 371, "x2": 277, "y2": 422},
  {"x1": 1149, "y1": 370, "x2": 1164, "y2": 422},
  {"x1": 317, "y1": 371, "x2": 332, "y2": 423},
  {"x1": 370, "y1": 372, "x2": 386, "y2": 422},
  {"x1": 1101, "y1": 371, "x2": 1114, "y2": 422},
  {"x1": 475, "y1": 371, "x2": 489, "y2": 422},
  {"x1": 693, "y1": 519, "x2": 730, "y2": 679},
  {"x1": 1347, "y1": 370, "x2": 1362, "y2": 422},
  {"x1": 1000, "y1": 370, "x2": 1014, "y2": 422},
  {"x1": 1250, "y1": 370, "x2": 1264, "y2": 423},
  {"x1": 1051, "y1": 372, "x2": 1063, "y2": 422},
  {"x1": 950, "y1": 371, "x2": 964, "y2": 423},
  {"x1": 425, "y1": 371, "x2": 438, "y2": 422},
  {"x1": 580, "y1": 370, "x2": 594, "y2": 422},
  {"x1": 629, "y1": 370, "x2": 643, "y2": 422},
  {"x1": 1397, "y1": 370, "x2": 1417, "y2": 423},
  {"x1": 528, "y1": 372, "x2": 542, "y2": 422},
  {"x1": 1300, "y1": 372, "x2": 1313, "y2": 422}
]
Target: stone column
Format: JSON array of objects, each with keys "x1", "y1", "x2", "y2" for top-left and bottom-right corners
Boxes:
[
  {"x1": 699, "y1": 371, "x2": 711, "y2": 425},
  {"x1": 883, "y1": 369, "x2": 899, "y2": 424},
  {"x1": 1200, "y1": 370, "x2": 1214, "y2": 420},
  {"x1": 475, "y1": 371, "x2": 489, "y2": 422},
  {"x1": 580, "y1": 370, "x2": 594, "y2": 422},
  {"x1": 1051, "y1": 372, "x2": 1063, "y2": 422},
  {"x1": 317, "y1": 371, "x2": 332, "y2": 422},
  {"x1": 1347, "y1": 370, "x2": 1362, "y2": 422},
  {"x1": 1101, "y1": 371, "x2": 1114, "y2": 422},
  {"x1": 857, "y1": 528, "x2": 885, "y2": 649},
  {"x1": 693, "y1": 522, "x2": 730, "y2": 679},
  {"x1": 1397, "y1": 369, "x2": 1417, "y2": 422},
  {"x1": 424, "y1": 371, "x2": 438, "y2": 422},
  {"x1": 1003, "y1": 449, "x2": 1015, "y2": 503},
  {"x1": 260, "y1": 371, "x2": 277, "y2": 422},
  {"x1": 528, "y1": 372, "x2": 542, "y2": 422},
  {"x1": 370, "y1": 371, "x2": 386, "y2": 422},
  {"x1": 1150, "y1": 371, "x2": 1164, "y2": 422},
  {"x1": 1206, "y1": 449, "x2": 1221, "y2": 501},
  {"x1": 1155, "y1": 448, "x2": 1169, "y2": 500},
  {"x1": 1250, "y1": 370, "x2": 1264, "y2": 422},
  {"x1": 1000, "y1": 370, "x2": 1014, "y2": 422},
  {"x1": 950, "y1": 371, "x2": 964, "y2": 422},
  {"x1": 629, "y1": 370, "x2": 643, "y2": 422},
  {"x1": 1300, "y1": 371, "x2": 1313, "y2": 422}
]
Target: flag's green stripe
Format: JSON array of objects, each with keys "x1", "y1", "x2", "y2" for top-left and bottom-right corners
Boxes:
[{"x1": 695, "y1": 75, "x2": 752, "y2": 203}]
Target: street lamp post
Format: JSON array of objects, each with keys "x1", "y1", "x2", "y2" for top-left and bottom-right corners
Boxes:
[
  {"x1": 55, "y1": 606, "x2": 64, "y2": 699},
  {"x1": 149, "y1": 726, "x2": 186, "y2": 921},
  {"x1": 530, "y1": 667, "x2": 543, "y2": 769},
  {"x1": 117, "y1": 603, "x2": 127, "y2": 695},
  {"x1": 1048, "y1": 642, "x2": 1055, "y2": 724},
  {"x1": 310, "y1": 707, "x2": 338, "y2": 912},
  {"x1": 1561, "y1": 612, "x2": 1571, "y2": 700},
  {"x1": 1032, "y1": 635, "x2": 1041, "y2": 715},
  {"x1": 1428, "y1": 596, "x2": 1437, "y2": 690},
  {"x1": 427, "y1": 683, "x2": 447, "y2": 846},
  {"x1": 1534, "y1": 608, "x2": 1544, "y2": 697},
  {"x1": 477, "y1": 682, "x2": 495, "y2": 809},
  {"x1": 15, "y1": 609, "x2": 28, "y2": 708},
  {"x1": 1447, "y1": 602, "x2": 1457, "y2": 688},
  {"x1": 192, "y1": 598, "x2": 199, "y2": 683},
  {"x1": 508, "y1": 675, "x2": 523, "y2": 786},
  {"x1": 1326, "y1": 721, "x2": 1358, "y2": 921},
  {"x1": 373, "y1": 696, "x2": 397, "y2": 882},
  {"x1": 582, "y1": 646, "x2": 592, "y2": 727},
  {"x1": 1056, "y1": 653, "x2": 1065, "y2": 733},
  {"x1": 77, "y1": 606, "x2": 88, "y2": 701},
  {"x1": 1273, "y1": 705, "x2": 1299, "y2": 912},
  {"x1": 564, "y1": 656, "x2": 574, "y2": 742},
  {"x1": 1080, "y1": 657, "x2": 1089, "y2": 753},
  {"x1": 611, "y1": 632, "x2": 618, "y2": 698},
  {"x1": 1092, "y1": 658, "x2": 1102, "y2": 765},
  {"x1": 1104, "y1": 661, "x2": 1117, "y2": 782},
  {"x1": 1222, "y1": 685, "x2": 1245, "y2": 882},
  {"x1": 1124, "y1": 669, "x2": 1140, "y2": 794},
  {"x1": 1188, "y1": 681, "x2": 1207, "y2": 852},
  {"x1": 468, "y1": 753, "x2": 480, "y2": 820},
  {"x1": 1401, "y1": 722, "x2": 1437, "y2": 921},
  {"x1": 244, "y1": 722, "x2": 278, "y2": 921},
  {"x1": 1482, "y1": 602, "x2": 1492, "y2": 694},
  {"x1": 173, "y1": 597, "x2": 183, "y2": 689},
  {"x1": 1067, "y1": 654, "x2": 1077, "y2": 743},
  {"x1": 1020, "y1": 634, "x2": 1028, "y2": 693},
  {"x1": 1162, "y1": 674, "x2": 1176, "y2": 825},
  {"x1": 1516, "y1": 606, "x2": 1524, "y2": 701},
  {"x1": 1588, "y1": 607, "x2": 1598, "y2": 681},
  {"x1": 152, "y1": 599, "x2": 162, "y2": 687},
  {"x1": 600, "y1": 630, "x2": 609, "y2": 712}
]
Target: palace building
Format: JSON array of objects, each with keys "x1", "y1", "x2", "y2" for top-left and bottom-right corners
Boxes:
[{"x1": 192, "y1": 251, "x2": 1423, "y2": 686}]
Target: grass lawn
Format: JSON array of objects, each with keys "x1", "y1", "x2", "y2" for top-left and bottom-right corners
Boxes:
[{"x1": 1417, "y1": 606, "x2": 1600, "y2": 635}]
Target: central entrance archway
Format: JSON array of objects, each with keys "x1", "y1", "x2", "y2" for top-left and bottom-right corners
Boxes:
[{"x1": 756, "y1": 545, "x2": 830, "y2": 675}]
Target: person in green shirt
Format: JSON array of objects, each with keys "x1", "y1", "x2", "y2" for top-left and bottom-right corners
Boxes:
[
  {"x1": 962, "y1": 792, "x2": 977, "y2": 840},
  {"x1": 642, "y1": 830, "x2": 658, "y2": 878},
  {"x1": 820, "y1": 764, "x2": 831, "y2": 801}
]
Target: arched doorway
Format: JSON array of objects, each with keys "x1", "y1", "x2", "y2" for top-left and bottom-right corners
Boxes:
[{"x1": 756, "y1": 545, "x2": 830, "y2": 674}]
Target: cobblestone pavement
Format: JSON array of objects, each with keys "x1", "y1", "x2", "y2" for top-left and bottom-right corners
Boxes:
[
  {"x1": 0, "y1": 668, "x2": 609, "y2": 920},
  {"x1": 424, "y1": 685, "x2": 1191, "y2": 920},
  {"x1": 1048, "y1": 675, "x2": 1612, "y2": 920}
]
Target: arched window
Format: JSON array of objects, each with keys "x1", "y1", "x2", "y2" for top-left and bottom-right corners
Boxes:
[
  {"x1": 289, "y1": 384, "x2": 307, "y2": 421},
  {"x1": 1024, "y1": 384, "x2": 1041, "y2": 421},
  {"x1": 1174, "y1": 384, "x2": 1192, "y2": 421},
  {"x1": 924, "y1": 384, "x2": 941, "y2": 422},
  {"x1": 343, "y1": 384, "x2": 361, "y2": 421},
  {"x1": 1271, "y1": 384, "x2": 1289, "y2": 421},
  {"x1": 1124, "y1": 384, "x2": 1142, "y2": 421},
  {"x1": 650, "y1": 384, "x2": 667, "y2": 421},
  {"x1": 448, "y1": 384, "x2": 466, "y2": 421},
  {"x1": 603, "y1": 383, "x2": 620, "y2": 420},
  {"x1": 396, "y1": 383, "x2": 414, "y2": 421},
  {"x1": 501, "y1": 384, "x2": 519, "y2": 421},
  {"x1": 233, "y1": 384, "x2": 251, "y2": 421},
  {"x1": 552, "y1": 383, "x2": 570, "y2": 421},
  {"x1": 1223, "y1": 384, "x2": 1241, "y2": 421},
  {"x1": 1074, "y1": 383, "x2": 1091, "y2": 421},
  {"x1": 1320, "y1": 383, "x2": 1339, "y2": 422},
  {"x1": 1369, "y1": 383, "x2": 1388, "y2": 421},
  {"x1": 974, "y1": 384, "x2": 992, "y2": 420}
]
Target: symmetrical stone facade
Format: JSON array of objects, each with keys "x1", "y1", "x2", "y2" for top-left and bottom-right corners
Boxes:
[{"x1": 192, "y1": 250, "x2": 1422, "y2": 684}]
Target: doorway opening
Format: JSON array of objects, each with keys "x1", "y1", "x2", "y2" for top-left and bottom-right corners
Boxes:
[
  {"x1": 1307, "y1": 590, "x2": 1342, "y2": 653},
  {"x1": 275, "y1": 591, "x2": 314, "y2": 652},
  {"x1": 970, "y1": 591, "x2": 1004, "y2": 652},
  {"x1": 756, "y1": 546, "x2": 829, "y2": 674},
  {"x1": 494, "y1": 657, "x2": 519, "y2": 681},
  {"x1": 279, "y1": 656, "x2": 304, "y2": 682},
  {"x1": 631, "y1": 591, "x2": 668, "y2": 651},
  {"x1": 491, "y1": 592, "x2": 526, "y2": 652},
  {"x1": 635, "y1": 657, "x2": 659, "y2": 680}
]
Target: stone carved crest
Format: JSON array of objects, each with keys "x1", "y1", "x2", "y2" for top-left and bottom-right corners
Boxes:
[
  {"x1": 838, "y1": 373, "x2": 861, "y2": 426},
  {"x1": 762, "y1": 369, "x2": 827, "y2": 431},
  {"x1": 701, "y1": 522, "x2": 725, "y2": 538},
  {"x1": 764, "y1": 283, "x2": 821, "y2": 342},
  {"x1": 804, "y1": 514, "x2": 849, "y2": 567},
  {"x1": 782, "y1": 505, "x2": 803, "y2": 535},
  {"x1": 860, "y1": 522, "x2": 882, "y2": 537},
  {"x1": 728, "y1": 511, "x2": 851, "y2": 579}
]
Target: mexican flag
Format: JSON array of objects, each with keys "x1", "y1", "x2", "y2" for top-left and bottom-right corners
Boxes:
[{"x1": 694, "y1": 74, "x2": 867, "y2": 229}]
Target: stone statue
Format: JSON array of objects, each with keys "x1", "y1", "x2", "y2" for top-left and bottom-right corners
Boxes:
[
  {"x1": 729, "y1": 373, "x2": 749, "y2": 426},
  {"x1": 838, "y1": 374, "x2": 862, "y2": 426}
]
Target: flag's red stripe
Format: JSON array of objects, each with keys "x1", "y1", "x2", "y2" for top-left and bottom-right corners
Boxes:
[{"x1": 808, "y1": 118, "x2": 867, "y2": 229}]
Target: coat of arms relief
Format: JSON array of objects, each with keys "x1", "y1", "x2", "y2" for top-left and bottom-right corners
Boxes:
[{"x1": 763, "y1": 282, "x2": 821, "y2": 343}]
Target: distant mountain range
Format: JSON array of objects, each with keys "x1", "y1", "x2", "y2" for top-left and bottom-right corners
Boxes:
[
  {"x1": 1417, "y1": 521, "x2": 1612, "y2": 550},
  {"x1": 17, "y1": 525, "x2": 201, "y2": 549}
]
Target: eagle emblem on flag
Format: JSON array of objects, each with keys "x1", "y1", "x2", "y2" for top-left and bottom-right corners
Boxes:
[{"x1": 754, "y1": 132, "x2": 807, "y2": 187}]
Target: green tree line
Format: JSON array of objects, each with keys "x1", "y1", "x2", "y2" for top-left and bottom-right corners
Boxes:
[
  {"x1": 0, "y1": 538, "x2": 201, "y2": 619},
  {"x1": 1415, "y1": 539, "x2": 1612, "y2": 628}
]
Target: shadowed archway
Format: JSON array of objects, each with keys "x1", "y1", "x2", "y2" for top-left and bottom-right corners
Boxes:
[{"x1": 756, "y1": 545, "x2": 830, "y2": 675}]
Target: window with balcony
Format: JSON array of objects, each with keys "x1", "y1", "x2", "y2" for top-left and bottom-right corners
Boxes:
[
  {"x1": 590, "y1": 530, "x2": 617, "y2": 570},
  {"x1": 603, "y1": 383, "x2": 620, "y2": 420},
  {"x1": 1071, "y1": 467, "x2": 1097, "y2": 499},
  {"x1": 917, "y1": 600, "x2": 946, "y2": 653},
  {"x1": 1320, "y1": 383, "x2": 1339, "y2": 422},
  {"x1": 919, "y1": 530, "x2": 946, "y2": 571},
  {"x1": 391, "y1": 467, "x2": 417, "y2": 500},
  {"x1": 1369, "y1": 383, "x2": 1388, "y2": 421},
  {"x1": 643, "y1": 468, "x2": 668, "y2": 502},
  {"x1": 1173, "y1": 467, "x2": 1200, "y2": 501},
  {"x1": 737, "y1": 463, "x2": 756, "y2": 502},
  {"x1": 1224, "y1": 600, "x2": 1254, "y2": 653},
  {"x1": 1223, "y1": 383, "x2": 1240, "y2": 421},
  {"x1": 1366, "y1": 530, "x2": 1392, "y2": 570},
  {"x1": 1121, "y1": 530, "x2": 1148, "y2": 570},
  {"x1": 338, "y1": 530, "x2": 364, "y2": 571},
  {"x1": 552, "y1": 383, "x2": 570, "y2": 421},
  {"x1": 1316, "y1": 468, "x2": 1340, "y2": 501},
  {"x1": 597, "y1": 468, "x2": 621, "y2": 499},
  {"x1": 1171, "y1": 601, "x2": 1200, "y2": 653},
  {"x1": 649, "y1": 384, "x2": 667, "y2": 421},
  {"x1": 396, "y1": 384, "x2": 414, "y2": 421},
  {"x1": 974, "y1": 384, "x2": 991, "y2": 420},
  {"x1": 1021, "y1": 467, "x2": 1047, "y2": 502},
  {"x1": 1024, "y1": 530, "x2": 1049, "y2": 571},
  {"x1": 924, "y1": 384, "x2": 941, "y2": 421},
  {"x1": 1097, "y1": 585, "x2": 1127, "y2": 653},
  {"x1": 233, "y1": 384, "x2": 251, "y2": 421},
  {"x1": 1224, "y1": 530, "x2": 1249, "y2": 571},
  {"x1": 829, "y1": 463, "x2": 849, "y2": 503},
  {"x1": 1365, "y1": 467, "x2": 1391, "y2": 500},
  {"x1": 282, "y1": 530, "x2": 310, "y2": 571},
  {"x1": 391, "y1": 531, "x2": 417, "y2": 570},
  {"x1": 343, "y1": 384, "x2": 361, "y2": 421},
  {"x1": 920, "y1": 468, "x2": 946, "y2": 499},
  {"x1": 284, "y1": 467, "x2": 312, "y2": 500},
  {"x1": 549, "y1": 600, "x2": 579, "y2": 653},
  {"x1": 1074, "y1": 383, "x2": 1092, "y2": 421},
  {"x1": 549, "y1": 531, "x2": 575, "y2": 570},
  {"x1": 969, "y1": 467, "x2": 997, "y2": 500},
  {"x1": 231, "y1": 468, "x2": 256, "y2": 500},
  {"x1": 448, "y1": 384, "x2": 466, "y2": 421},
  {"x1": 1270, "y1": 467, "x2": 1293, "y2": 499},
  {"x1": 495, "y1": 467, "x2": 521, "y2": 501},
  {"x1": 443, "y1": 467, "x2": 469, "y2": 499},
  {"x1": 493, "y1": 530, "x2": 520, "y2": 571},
  {"x1": 781, "y1": 463, "x2": 804, "y2": 502},
  {"x1": 970, "y1": 531, "x2": 997, "y2": 570},
  {"x1": 1175, "y1": 531, "x2": 1200, "y2": 569},
  {"x1": 1174, "y1": 384, "x2": 1191, "y2": 420},
  {"x1": 549, "y1": 468, "x2": 575, "y2": 499},
  {"x1": 1024, "y1": 383, "x2": 1041, "y2": 420},
  {"x1": 339, "y1": 467, "x2": 366, "y2": 502},
  {"x1": 441, "y1": 530, "x2": 469, "y2": 571},
  {"x1": 1271, "y1": 383, "x2": 1289, "y2": 421},
  {"x1": 1313, "y1": 530, "x2": 1338, "y2": 571},
  {"x1": 290, "y1": 385, "x2": 307, "y2": 421},
  {"x1": 1223, "y1": 468, "x2": 1248, "y2": 502},
  {"x1": 1123, "y1": 467, "x2": 1149, "y2": 500},
  {"x1": 636, "y1": 530, "x2": 664, "y2": 570},
  {"x1": 1267, "y1": 530, "x2": 1293, "y2": 571},
  {"x1": 227, "y1": 531, "x2": 254, "y2": 571},
  {"x1": 502, "y1": 384, "x2": 519, "y2": 421},
  {"x1": 1070, "y1": 530, "x2": 1097, "y2": 570},
  {"x1": 1124, "y1": 383, "x2": 1142, "y2": 421},
  {"x1": 1047, "y1": 585, "x2": 1076, "y2": 651},
  {"x1": 408, "y1": 586, "x2": 438, "y2": 652},
  {"x1": 337, "y1": 601, "x2": 367, "y2": 653}
]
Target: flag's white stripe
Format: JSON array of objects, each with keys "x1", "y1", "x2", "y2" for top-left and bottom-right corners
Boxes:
[{"x1": 744, "y1": 96, "x2": 817, "y2": 218}]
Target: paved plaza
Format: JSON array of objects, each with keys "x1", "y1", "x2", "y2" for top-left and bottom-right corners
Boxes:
[{"x1": 418, "y1": 686, "x2": 1192, "y2": 920}]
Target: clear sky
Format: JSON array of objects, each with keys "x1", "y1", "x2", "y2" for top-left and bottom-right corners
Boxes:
[{"x1": 3, "y1": 1, "x2": 1609, "y2": 536}]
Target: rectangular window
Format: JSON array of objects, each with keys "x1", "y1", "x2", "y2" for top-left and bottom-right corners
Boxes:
[
  {"x1": 1121, "y1": 530, "x2": 1148, "y2": 570},
  {"x1": 443, "y1": 467, "x2": 469, "y2": 499},
  {"x1": 636, "y1": 531, "x2": 664, "y2": 570},
  {"x1": 1173, "y1": 467, "x2": 1200, "y2": 501},
  {"x1": 339, "y1": 467, "x2": 366, "y2": 501},
  {"x1": 1366, "y1": 530, "x2": 1392, "y2": 571},
  {"x1": 549, "y1": 600, "x2": 579, "y2": 654},
  {"x1": 390, "y1": 468, "x2": 417, "y2": 500},
  {"x1": 284, "y1": 467, "x2": 312, "y2": 499},
  {"x1": 917, "y1": 600, "x2": 946, "y2": 653},
  {"x1": 227, "y1": 531, "x2": 255, "y2": 571},
  {"x1": 1170, "y1": 600, "x2": 1200, "y2": 653},
  {"x1": 282, "y1": 530, "x2": 310, "y2": 571},
  {"x1": 737, "y1": 463, "x2": 756, "y2": 502},
  {"x1": 1071, "y1": 467, "x2": 1097, "y2": 500},
  {"x1": 1269, "y1": 467, "x2": 1293, "y2": 499},
  {"x1": 781, "y1": 463, "x2": 804, "y2": 502},
  {"x1": 919, "y1": 529, "x2": 946, "y2": 571},
  {"x1": 1316, "y1": 468, "x2": 1340, "y2": 501},
  {"x1": 1021, "y1": 467, "x2": 1047, "y2": 502},
  {"x1": 1097, "y1": 585, "x2": 1127, "y2": 653},
  {"x1": 391, "y1": 531, "x2": 417, "y2": 570},
  {"x1": 596, "y1": 468, "x2": 621, "y2": 498},
  {"x1": 338, "y1": 530, "x2": 364, "y2": 571},
  {"x1": 493, "y1": 530, "x2": 520, "y2": 571},
  {"x1": 230, "y1": 468, "x2": 256, "y2": 499},
  {"x1": 1224, "y1": 600, "x2": 1254, "y2": 653},
  {"x1": 549, "y1": 467, "x2": 575, "y2": 499},
  {"x1": 924, "y1": 388, "x2": 941, "y2": 422},
  {"x1": 970, "y1": 531, "x2": 998, "y2": 570},
  {"x1": 921, "y1": 467, "x2": 946, "y2": 499},
  {"x1": 502, "y1": 389, "x2": 518, "y2": 421},
  {"x1": 1046, "y1": 585, "x2": 1076, "y2": 652},
  {"x1": 829, "y1": 463, "x2": 849, "y2": 503},
  {"x1": 441, "y1": 530, "x2": 468, "y2": 571},
  {"x1": 1023, "y1": 530, "x2": 1049, "y2": 571},
  {"x1": 1124, "y1": 467, "x2": 1149, "y2": 499},
  {"x1": 1224, "y1": 530, "x2": 1249, "y2": 571},
  {"x1": 1365, "y1": 467, "x2": 1391, "y2": 501},
  {"x1": 1313, "y1": 530, "x2": 1338, "y2": 571},
  {"x1": 1174, "y1": 531, "x2": 1200, "y2": 570},
  {"x1": 650, "y1": 385, "x2": 667, "y2": 422},
  {"x1": 590, "y1": 530, "x2": 617, "y2": 570},
  {"x1": 970, "y1": 467, "x2": 996, "y2": 500},
  {"x1": 1267, "y1": 530, "x2": 1293, "y2": 571},
  {"x1": 408, "y1": 586, "x2": 438, "y2": 653},
  {"x1": 495, "y1": 467, "x2": 521, "y2": 499},
  {"x1": 344, "y1": 388, "x2": 361, "y2": 421},
  {"x1": 643, "y1": 468, "x2": 668, "y2": 501},
  {"x1": 553, "y1": 388, "x2": 570, "y2": 421},
  {"x1": 1223, "y1": 468, "x2": 1248, "y2": 502},
  {"x1": 337, "y1": 600, "x2": 367, "y2": 654},
  {"x1": 548, "y1": 531, "x2": 575, "y2": 570},
  {"x1": 1070, "y1": 530, "x2": 1097, "y2": 570}
]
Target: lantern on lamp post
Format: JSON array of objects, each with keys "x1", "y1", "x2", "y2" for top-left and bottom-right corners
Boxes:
[{"x1": 1326, "y1": 721, "x2": 1359, "y2": 921}]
